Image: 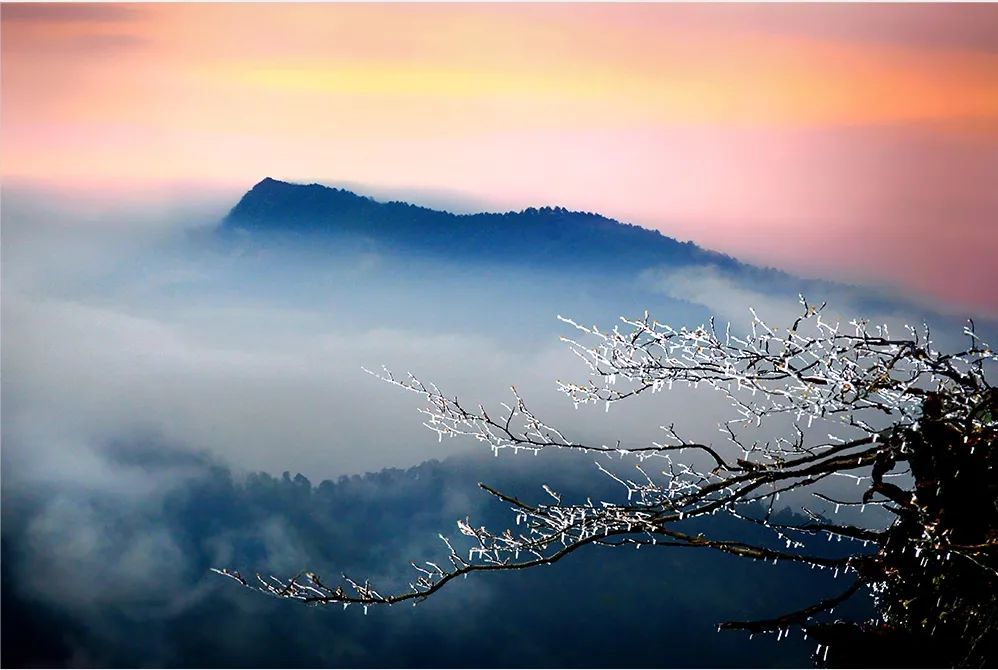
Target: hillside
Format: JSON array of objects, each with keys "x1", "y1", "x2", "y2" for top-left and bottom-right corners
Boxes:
[{"x1": 222, "y1": 178, "x2": 737, "y2": 272}]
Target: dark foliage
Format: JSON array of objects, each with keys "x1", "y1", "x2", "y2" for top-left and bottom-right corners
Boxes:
[{"x1": 2, "y1": 446, "x2": 863, "y2": 668}]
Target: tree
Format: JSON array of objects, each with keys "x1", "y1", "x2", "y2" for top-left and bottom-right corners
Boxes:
[{"x1": 216, "y1": 299, "x2": 997, "y2": 667}]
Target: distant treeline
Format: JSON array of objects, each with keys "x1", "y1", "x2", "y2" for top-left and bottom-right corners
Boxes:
[{"x1": 2, "y1": 440, "x2": 869, "y2": 668}]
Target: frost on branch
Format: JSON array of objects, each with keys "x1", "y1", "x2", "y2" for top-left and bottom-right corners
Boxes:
[{"x1": 216, "y1": 298, "x2": 996, "y2": 665}]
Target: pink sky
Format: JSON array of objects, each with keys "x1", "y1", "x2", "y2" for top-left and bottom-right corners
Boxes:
[{"x1": 2, "y1": 3, "x2": 997, "y2": 314}]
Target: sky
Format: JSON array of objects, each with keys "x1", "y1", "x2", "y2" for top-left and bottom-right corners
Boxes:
[{"x1": 2, "y1": 2, "x2": 997, "y2": 314}]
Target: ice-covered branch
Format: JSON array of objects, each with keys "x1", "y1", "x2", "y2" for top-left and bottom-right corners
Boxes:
[{"x1": 218, "y1": 300, "x2": 996, "y2": 643}]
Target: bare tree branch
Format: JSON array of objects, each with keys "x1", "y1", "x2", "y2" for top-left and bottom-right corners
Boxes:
[{"x1": 217, "y1": 298, "x2": 996, "y2": 662}]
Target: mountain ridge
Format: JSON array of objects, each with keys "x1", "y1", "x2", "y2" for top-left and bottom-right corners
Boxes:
[
  {"x1": 229, "y1": 176, "x2": 674, "y2": 230},
  {"x1": 221, "y1": 177, "x2": 739, "y2": 272}
]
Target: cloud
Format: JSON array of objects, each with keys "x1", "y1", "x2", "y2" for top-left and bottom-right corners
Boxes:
[
  {"x1": 0, "y1": 194, "x2": 615, "y2": 486},
  {"x1": 645, "y1": 4, "x2": 998, "y2": 54},
  {"x1": 5, "y1": 183, "x2": 989, "y2": 501},
  {"x1": 21, "y1": 495, "x2": 189, "y2": 608},
  {"x1": 643, "y1": 263, "x2": 988, "y2": 352},
  {"x1": 0, "y1": 185, "x2": 722, "y2": 491},
  {"x1": 0, "y1": 4, "x2": 141, "y2": 24},
  {"x1": 645, "y1": 264, "x2": 809, "y2": 328},
  {"x1": 1, "y1": 5, "x2": 148, "y2": 58}
]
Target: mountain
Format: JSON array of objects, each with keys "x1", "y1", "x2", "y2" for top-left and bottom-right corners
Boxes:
[
  {"x1": 2, "y1": 442, "x2": 855, "y2": 668},
  {"x1": 217, "y1": 178, "x2": 993, "y2": 330},
  {"x1": 221, "y1": 177, "x2": 738, "y2": 272}
]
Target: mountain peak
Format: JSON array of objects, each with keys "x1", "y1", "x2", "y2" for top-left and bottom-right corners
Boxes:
[
  {"x1": 247, "y1": 176, "x2": 317, "y2": 193},
  {"x1": 221, "y1": 178, "x2": 735, "y2": 272}
]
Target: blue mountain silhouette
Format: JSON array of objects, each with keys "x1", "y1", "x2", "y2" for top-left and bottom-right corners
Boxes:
[
  {"x1": 222, "y1": 177, "x2": 738, "y2": 272},
  {"x1": 219, "y1": 178, "x2": 994, "y2": 331}
]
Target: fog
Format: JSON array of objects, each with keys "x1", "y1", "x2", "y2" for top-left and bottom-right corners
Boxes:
[
  {"x1": 2, "y1": 184, "x2": 710, "y2": 485},
  {"x1": 5, "y1": 181, "x2": 991, "y2": 484},
  {"x1": 2, "y1": 182, "x2": 989, "y2": 666}
]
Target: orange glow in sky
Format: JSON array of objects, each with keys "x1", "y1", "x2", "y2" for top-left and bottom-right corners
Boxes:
[{"x1": 2, "y1": 3, "x2": 997, "y2": 313}]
